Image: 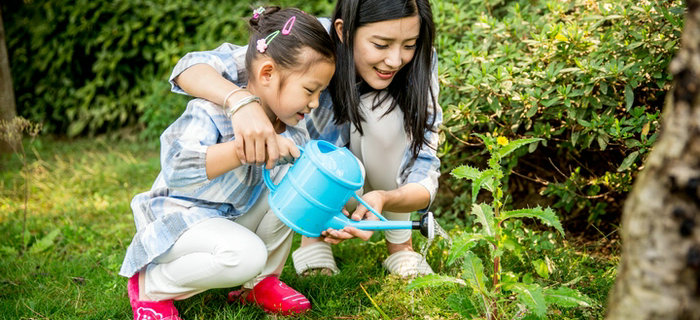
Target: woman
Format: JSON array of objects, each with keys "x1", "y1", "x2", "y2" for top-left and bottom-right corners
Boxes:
[{"x1": 169, "y1": 0, "x2": 441, "y2": 277}]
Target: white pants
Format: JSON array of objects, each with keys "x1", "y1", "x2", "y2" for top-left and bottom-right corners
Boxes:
[
  {"x1": 350, "y1": 92, "x2": 412, "y2": 244},
  {"x1": 144, "y1": 188, "x2": 294, "y2": 301}
]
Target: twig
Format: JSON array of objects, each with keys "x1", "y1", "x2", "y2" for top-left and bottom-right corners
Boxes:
[
  {"x1": 359, "y1": 284, "x2": 390, "y2": 320},
  {"x1": 511, "y1": 170, "x2": 549, "y2": 186},
  {"x1": 548, "y1": 157, "x2": 569, "y2": 179},
  {"x1": 445, "y1": 128, "x2": 482, "y2": 147},
  {"x1": 23, "y1": 301, "x2": 48, "y2": 319}
]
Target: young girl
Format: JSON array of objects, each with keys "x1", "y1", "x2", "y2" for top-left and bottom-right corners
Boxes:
[
  {"x1": 119, "y1": 8, "x2": 339, "y2": 319},
  {"x1": 170, "y1": 0, "x2": 441, "y2": 278}
]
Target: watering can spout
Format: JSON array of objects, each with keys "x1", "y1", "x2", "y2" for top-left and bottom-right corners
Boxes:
[{"x1": 334, "y1": 212, "x2": 435, "y2": 238}]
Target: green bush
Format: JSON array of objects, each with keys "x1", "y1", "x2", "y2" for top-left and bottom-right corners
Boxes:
[
  {"x1": 3, "y1": 0, "x2": 333, "y2": 138},
  {"x1": 434, "y1": 0, "x2": 684, "y2": 230}
]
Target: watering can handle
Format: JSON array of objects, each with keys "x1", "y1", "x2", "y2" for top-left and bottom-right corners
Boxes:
[
  {"x1": 352, "y1": 194, "x2": 388, "y2": 222},
  {"x1": 263, "y1": 146, "x2": 304, "y2": 192}
]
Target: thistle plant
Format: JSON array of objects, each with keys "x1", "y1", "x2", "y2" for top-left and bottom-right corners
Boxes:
[{"x1": 409, "y1": 134, "x2": 592, "y2": 319}]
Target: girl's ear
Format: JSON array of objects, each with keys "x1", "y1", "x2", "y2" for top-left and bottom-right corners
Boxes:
[
  {"x1": 334, "y1": 19, "x2": 344, "y2": 43},
  {"x1": 254, "y1": 60, "x2": 276, "y2": 87}
]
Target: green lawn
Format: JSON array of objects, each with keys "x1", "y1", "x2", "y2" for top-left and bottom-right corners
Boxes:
[{"x1": 0, "y1": 136, "x2": 617, "y2": 319}]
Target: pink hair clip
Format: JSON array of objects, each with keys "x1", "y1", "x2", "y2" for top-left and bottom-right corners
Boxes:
[
  {"x1": 253, "y1": 7, "x2": 265, "y2": 19},
  {"x1": 281, "y1": 16, "x2": 296, "y2": 35}
]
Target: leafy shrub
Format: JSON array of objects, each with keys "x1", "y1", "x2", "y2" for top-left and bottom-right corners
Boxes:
[
  {"x1": 434, "y1": 0, "x2": 685, "y2": 230},
  {"x1": 2, "y1": 0, "x2": 333, "y2": 139}
]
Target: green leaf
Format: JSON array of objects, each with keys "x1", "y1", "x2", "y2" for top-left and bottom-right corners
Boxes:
[
  {"x1": 500, "y1": 207, "x2": 564, "y2": 236},
  {"x1": 451, "y1": 165, "x2": 481, "y2": 181},
  {"x1": 617, "y1": 150, "x2": 639, "y2": 172},
  {"x1": 526, "y1": 105, "x2": 538, "y2": 118},
  {"x1": 544, "y1": 286, "x2": 593, "y2": 308},
  {"x1": 447, "y1": 233, "x2": 483, "y2": 265},
  {"x1": 472, "y1": 169, "x2": 498, "y2": 202},
  {"x1": 447, "y1": 293, "x2": 479, "y2": 317},
  {"x1": 533, "y1": 259, "x2": 549, "y2": 279},
  {"x1": 497, "y1": 138, "x2": 543, "y2": 158},
  {"x1": 29, "y1": 228, "x2": 61, "y2": 254},
  {"x1": 407, "y1": 274, "x2": 466, "y2": 290},
  {"x1": 471, "y1": 204, "x2": 496, "y2": 237},
  {"x1": 462, "y1": 251, "x2": 488, "y2": 293},
  {"x1": 597, "y1": 134, "x2": 609, "y2": 150},
  {"x1": 511, "y1": 283, "x2": 548, "y2": 319},
  {"x1": 624, "y1": 84, "x2": 634, "y2": 109}
]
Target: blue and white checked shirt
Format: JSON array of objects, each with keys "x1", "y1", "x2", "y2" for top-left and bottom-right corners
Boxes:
[
  {"x1": 167, "y1": 20, "x2": 442, "y2": 207},
  {"x1": 119, "y1": 98, "x2": 308, "y2": 277}
]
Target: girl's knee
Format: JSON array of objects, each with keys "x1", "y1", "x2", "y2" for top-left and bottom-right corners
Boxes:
[{"x1": 215, "y1": 237, "x2": 267, "y2": 281}]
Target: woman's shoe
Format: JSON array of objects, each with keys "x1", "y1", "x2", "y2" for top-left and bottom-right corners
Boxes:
[
  {"x1": 127, "y1": 273, "x2": 182, "y2": 320},
  {"x1": 228, "y1": 275, "x2": 310, "y2": 315}
]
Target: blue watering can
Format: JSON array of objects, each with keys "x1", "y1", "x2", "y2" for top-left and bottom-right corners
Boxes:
[{"x1": 263, "y1": 140, "x2": 434, "y2": 238}]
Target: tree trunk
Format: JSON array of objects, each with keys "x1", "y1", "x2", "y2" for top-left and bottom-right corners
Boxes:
[
  {"x1": 0, "y1": 6, "x2": 18, "y2": 154},
  {"x1": 606, "y1": 0, "x2": 700, "y2": 319}
]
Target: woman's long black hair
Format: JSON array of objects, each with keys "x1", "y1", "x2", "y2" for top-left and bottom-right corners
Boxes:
[{"x1": 329, "y1": 0, "x2": 437, "y2": 159}]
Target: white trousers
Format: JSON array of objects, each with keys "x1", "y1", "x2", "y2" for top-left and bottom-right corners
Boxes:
[
  {"x1": 144, "y1": 188, "x2": 294, "y2": 301},
  {"x1": 349, "y1": 92, "x2": 412, "y2": 244}
]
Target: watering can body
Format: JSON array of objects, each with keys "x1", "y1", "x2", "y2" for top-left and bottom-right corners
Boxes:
[{"x1": 263, "y1": 140, "x2": 432, "y2": 238}]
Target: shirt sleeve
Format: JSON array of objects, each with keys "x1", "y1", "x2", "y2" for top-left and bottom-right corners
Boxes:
[
  {"x1": 169, "y1": 43, "x2": 248, "y2": 96},
  {"x1": 159, "y1": 100, "x2": 220, "y2": 192},
  {"x1": 401, "y1": 49, "x2": 442, "y2": 210}
]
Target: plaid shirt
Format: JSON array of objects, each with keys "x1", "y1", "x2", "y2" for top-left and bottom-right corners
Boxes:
[
  {"x1": 167, "y1": 25, "x2": 442, "y2": 208},
  {"x1": 119, "y1": 98, "x2": 308, "y2": 277}
]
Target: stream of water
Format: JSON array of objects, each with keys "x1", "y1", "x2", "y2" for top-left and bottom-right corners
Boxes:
[{"x1": 420, "y1": 216, "x2": 452, "y2": 256}]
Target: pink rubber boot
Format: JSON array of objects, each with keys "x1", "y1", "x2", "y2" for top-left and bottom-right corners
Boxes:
[
  {"x1": 127, "y1": 273, "x2": 182, "y2": 320},
  {"x1": 228, "y1": 275, "x2": 311, "y2": 315}
]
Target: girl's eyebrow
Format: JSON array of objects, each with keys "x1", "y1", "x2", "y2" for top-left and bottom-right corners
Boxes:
[{"x1": 371, "y1": 35, "x2": 419, "y2": 42}]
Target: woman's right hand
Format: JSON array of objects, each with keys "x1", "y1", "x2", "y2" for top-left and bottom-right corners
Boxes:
[{"x1": 230, "y1": 102, "x2": 280, "y2": 169}]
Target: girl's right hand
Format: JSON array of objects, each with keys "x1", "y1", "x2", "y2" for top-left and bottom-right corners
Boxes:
[
  {"x1": 273, "y1": 135, "x2": 301, "y2": 166},
  {"x1": 230, "y1": 102, "x2": 280, "y2": 169}
]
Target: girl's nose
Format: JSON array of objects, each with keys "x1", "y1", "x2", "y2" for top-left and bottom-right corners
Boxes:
[{"x1": 308, "y1": 96, "x2": 320, "y2": 110}]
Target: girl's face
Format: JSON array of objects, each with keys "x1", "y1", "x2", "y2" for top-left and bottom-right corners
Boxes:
[
  {"x1": 352, "y1": 15, "x2": 420, "y2": 90},
  {"x1": 268, "y1": 49, "x2": 335, "y2": 126}
]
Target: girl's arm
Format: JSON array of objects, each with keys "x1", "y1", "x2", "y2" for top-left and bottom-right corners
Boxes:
[
  {"x1": 205, "y1": 135, "x2": 300, "y2": 180},
  {"x1": 170, "y1": 45, "x2": 280, "y2": 169}
]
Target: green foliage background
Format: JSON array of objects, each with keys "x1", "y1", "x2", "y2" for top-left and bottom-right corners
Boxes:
[{"x1": 2, "y1": 0, "x2": 686, "y2": 231}]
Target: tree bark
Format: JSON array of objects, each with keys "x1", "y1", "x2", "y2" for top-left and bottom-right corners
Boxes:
[
  {"x1": 0, "y1": 6, "x2": 18, "y2": 154},
  {"x1": 606, "y1": 0, "x2": 700, "y2": 319}
]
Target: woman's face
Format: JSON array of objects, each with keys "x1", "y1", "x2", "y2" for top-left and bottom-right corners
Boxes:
[{"x1": 351, "y1": 15, "x2": 420, "y2": 90}]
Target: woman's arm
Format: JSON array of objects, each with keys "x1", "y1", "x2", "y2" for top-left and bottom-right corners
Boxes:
[
  {"x1": 347, "y1": 183, "x2": 430, "y2": 221},
  {"x1": 170, "y1": 45, "x2": 281, "y2": 168}
]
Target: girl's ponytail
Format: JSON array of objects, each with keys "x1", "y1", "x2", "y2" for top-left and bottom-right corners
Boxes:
[{"x1": 248, "y1": 6, "x2": 281, "y2": 31}]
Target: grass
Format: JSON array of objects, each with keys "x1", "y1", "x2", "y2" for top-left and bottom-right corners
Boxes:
[{"x1": 0, "y1": 135, "x2": 618, "y2": 319}]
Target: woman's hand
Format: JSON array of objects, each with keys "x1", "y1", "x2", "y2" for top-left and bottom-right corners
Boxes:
[
  {"x1": 320, "y1": 192, "x2": 386, "y2": 244},
  {"x1": 321, "y1": 226, "x2": 374, "y2": 244},
  {"x1": 230, "y1": 102, "x2": 280, "y2": 169},
  {"x1": 349, "y1": 190, "x2": 386, "y2": 221}
]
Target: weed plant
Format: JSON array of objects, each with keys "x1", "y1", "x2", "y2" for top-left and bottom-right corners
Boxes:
[{"x1": 410, "y1": 134, "x2": 599, "y2": 319}]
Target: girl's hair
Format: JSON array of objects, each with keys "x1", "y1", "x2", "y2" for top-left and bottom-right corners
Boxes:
[
  {"x1": 245, "y1": 7, "x2": 336, "y2": 82},
  {"x1": 329, "y1": 0, "x2": 437, "y2": 159}
]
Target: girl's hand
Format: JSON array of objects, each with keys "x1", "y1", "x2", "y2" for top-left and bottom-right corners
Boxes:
[
  {"x1": 230, "y1": 101, "x2": 280, "y2": 169},
  {"x1": 349, "y1": 190, "x2": 386, "y2": 221},
  {"x1": 273, "y1": 135, "x2": 301, "y2": 166}
]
